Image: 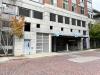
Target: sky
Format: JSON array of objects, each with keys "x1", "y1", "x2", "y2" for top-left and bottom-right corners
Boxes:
[{"x1": 92, "y1": 0, "x2": 100, "y2": 11}]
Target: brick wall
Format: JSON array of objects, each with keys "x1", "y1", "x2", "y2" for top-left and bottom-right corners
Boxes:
[
  {"x1": 76, "y1": 0, "x2": 80, "y2": 14},
  {"x1": 43, "y1": 0, "x2": 88, "y2": 16},
  {"x1": 84, "y1": 0, "x2": 88, "y2": 16},
  {"x1": 43, "y1": 0, "x2": 50, "y2": 4},
  {"x1": 57, "y1": 0, "x2": 63, "y2": 8},
  {"x1": 68, "y1": 0, "x2": 72, "y2": 11}
]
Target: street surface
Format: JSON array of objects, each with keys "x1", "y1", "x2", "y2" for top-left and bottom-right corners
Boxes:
[{"x1": 0, "y1": 50, "x2": 100, "y2": 75}]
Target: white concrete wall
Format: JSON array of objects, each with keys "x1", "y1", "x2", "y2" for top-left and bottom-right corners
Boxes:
[
  {"x1": 14, "y1": 37, "x2": 24, "y2": 56},
  {"x1": 2, "y1": 0, "x2": 92, "y2": 56}
]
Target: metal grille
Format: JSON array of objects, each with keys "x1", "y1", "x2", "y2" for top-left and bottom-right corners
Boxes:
[{"x1": 36, "y1": 33, "x2": 49, "y2": 53}]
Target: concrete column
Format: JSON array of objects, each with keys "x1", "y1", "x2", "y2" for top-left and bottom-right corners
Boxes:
[
  {"x1": 66, "y1": 43, "x2": 69, "y2": 52},
  {"x1": 30, "y1": 32, "x2": 36, "y2": 54},
  {"x1": 49, "y1": 34, "x2": 52, "y2": 53},
  {"x1": 63, "y1": 17, "x2": 65, "y2": 24},
  {"x1": 80, "y1": 38, "x2": 83, "y2": 50},
  {"x1": 15, "y1": 6, "x2": 18, "y2": 16},
  {"x1": 14, "y1": 36, "x2": 24, "y2": 56},
  {"x1": 86, "y1": 37, "x2": 90, "y2": 49},
  {"x1": 30, "y1": 10, "x2": 33, "y2": 18},
  {"x1": 77, "y1": 39, "x2": 81, "y2": 50}
]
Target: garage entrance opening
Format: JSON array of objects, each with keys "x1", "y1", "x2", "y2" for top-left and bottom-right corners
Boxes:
[{"x1": 52, "y1": 36, "x2": 81, "y2": 52}]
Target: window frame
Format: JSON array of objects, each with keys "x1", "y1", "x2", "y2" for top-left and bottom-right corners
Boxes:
[
  {"x1": 33, "y1": 10, "x2": 43, "y2": 19},
  {"x1": 63, "y1": 0, "x2": 69, "y2": 10},
  {"x1": 65, "y1": 17, "x2": 70, "y2": 24},
  {"x1": 72, "y1": 18, "x2": 76, "y2": 25},
  {"x1": 19, "y1": 7, "x2": 30, "y2": 17},
  {"x1": 24, "y1": 22, "x2": 31, "y2": 32},
  {"x1": 77, "y1": 20, "x2": 81, "y2": 26},
  {"x1": 82, "y1": 21, "x2": 86, "y2": 27},
  {"x1": 58, "y1": 15, "x2": 63, "y2": 23},
  {"x1": 50, "y1": 13, "x2": 56, "y2": 22}
]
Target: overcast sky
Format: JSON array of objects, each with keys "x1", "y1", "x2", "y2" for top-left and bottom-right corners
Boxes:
[{"x1": 92, "y1": 0, "x2": 100, "y2": 11}]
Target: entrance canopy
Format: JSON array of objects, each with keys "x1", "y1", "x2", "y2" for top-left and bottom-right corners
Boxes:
[{"x1": 53, "y1": 32, "x2": 83, "y2": 38}]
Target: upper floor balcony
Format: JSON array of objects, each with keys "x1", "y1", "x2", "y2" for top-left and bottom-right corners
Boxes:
[{"x1": 2, "y1": 3, "x2": 17, "y2": 15}]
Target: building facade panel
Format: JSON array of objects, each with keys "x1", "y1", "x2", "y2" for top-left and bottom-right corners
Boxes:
[
  {"x1": 43, "y1": 0, "x2": 50, "y2": 4},
  {"x1": 57, "y1": 0, "x2": 63, "y2": 8},
  {"x1": 68, "y1": 0, "x2": 72, "y2": 11},
  {"x1": 84, "y1": 0, "x2": 88, "y2": 16},
  {"x1": 0, "y1": 0, "x2": 92, "y2": 56},
  {"x1": 76, "y1": 0, "x2": 80, "y2": 14}
]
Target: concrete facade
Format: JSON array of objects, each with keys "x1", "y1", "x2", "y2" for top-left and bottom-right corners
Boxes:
[{"x1": 0, "y1": 0, "x2": 92, "y2": 56}]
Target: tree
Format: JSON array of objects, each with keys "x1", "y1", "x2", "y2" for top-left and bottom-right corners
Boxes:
[
  {"x1": 0, "y1": 16, "x2": 25, "y2": 56},
  {"x1": 10, "y1": 16, "x2": 25, "y2": 38},
  {"x1": 89, "y1": 23, "x2": 100, "y2": 39},
  {"x1": 89, "y1": 23, "x2": 100, "y2": 48},
  {"x1": 0, "y1": 0, "x2": 19, "y2": 56}
]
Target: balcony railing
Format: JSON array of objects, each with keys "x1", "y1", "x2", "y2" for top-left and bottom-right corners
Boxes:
[{"x1": 2, "y1": 4, "x2": 17, "y2": 15}]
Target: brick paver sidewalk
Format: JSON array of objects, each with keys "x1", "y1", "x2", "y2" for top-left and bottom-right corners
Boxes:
[{"x1": 0, "y1": 50, "x2": 100, "y2": 75}]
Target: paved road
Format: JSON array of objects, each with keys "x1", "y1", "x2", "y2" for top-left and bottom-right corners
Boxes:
[{"x1": 0, "y1": 50, "x2": 100, "y2": 75}]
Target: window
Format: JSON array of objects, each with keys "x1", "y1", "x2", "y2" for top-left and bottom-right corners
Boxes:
[
  {"x1": 50, "y1": 13, "x2": 56, "y2": 22},
  {"x1": 58, "y1": 15, "x2": 63, "y2": 23},
  {"x1": 50, "y1": 26, "x2": 53, "y2": 30},
  {"x1": 36, "y1": 24, "x2": 40, "y2": 28},
  {"x1": 70, "y1": 29, "x2": 73, "y2": 32},
  {"x1": 72, "y1": 0, "x2": 76, "y2": 12},
  {"x1": 50, "y1": 0, "x2": 54, "y2": 5},
  {"x1": 88, "y1": 9, "x2": 93, "y2": 18},
  {"x1": 65, "y1": 17, "x2": 70, "y2": 24},
  {"x1": 2, "y1": 3, "x2": 16, "y2": 15},
  {"x1": 82, "y1": 21, "x2": 86, "y2": 27},
  {"x1": 87, "y1": 1, "x2": 92, "y2": 8},
  {"x1": 72, "y1": 0, "x2": 76, "y2": 3},
  {"x1": 19, "y1": 7, "x2": 30, "y2": 17},
  {"x1": 87, "y1": 0, "x2": 92, "y2": 18},
  {"x1": 24, "y1": 22, "x2": 31, "y2": 31},
  {"x1": 80, "y1": 7, "x2": 84, "y2": 14},
  {"x1": 61, "y1": 27, "x2": 64, "y2": 31},
  {"x1": 63, "y1": 0, "x2": 68, "y2": 10},
  {"x1": 72, "y1": 18, "x2": 76, "y2": 25},
  {"x1": 50, "y1": 0, "x2": 57, "y2": 6},
  {"x1": 83, "y1": 30, "x2": 86, "y2": 35},
  {"x1": 33, "y1": 10, "x2": 43, "y2": 19},
  {"x1": 72, "y1": 4, "x2": 76, "y2": 12},
  {"x1": 77, "y1": 20, "x2": 81, "y2": 26},
  {"x1": 2, "y1": 21, "x2": 9, "y2": 27},
  {"x1": 80, "y1": 0, "x2": 84, "y2": 3}
]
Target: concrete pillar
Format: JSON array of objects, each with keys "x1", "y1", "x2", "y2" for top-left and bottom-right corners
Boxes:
[
  {"x1": 14, "y1": 37, "x2": 24, "y2": 56},
  {"x1": 49, "y1": 34, "x2": 52, "y2": 53},
  {"x1": 30, "y1": 10, "x2": 33, "y2": 18},
  {"x1": 86, "y1": 37, "x2": 90, "y2": 49},
  {"x1": 66, "y1": 43, "x2": 69, "y2": 51},
  {"x1": 80, "y1": 38, "x2": 83, "y2": 50},
  {"x1": 30, "y1": 32, "x2": 36, "y2": 54}
]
